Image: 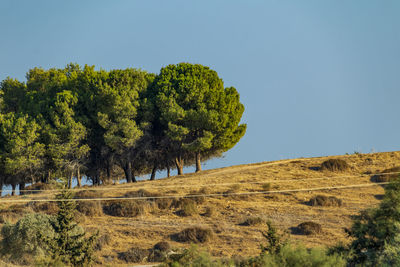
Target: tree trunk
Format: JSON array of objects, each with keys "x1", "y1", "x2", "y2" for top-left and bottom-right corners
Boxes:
[
  {"x1": 106, "y1": 162, "x2": 111, "y2": 182},
  {"x1": 167, "y1": 165, "x2": 170, "y2": 178},
  {"x1": 76, "y1": 168, "x2": 81, "y2": 187},
  {"x1": 0, "y1": 181, "x2": 3, "y2": 197},
  {"x1": 124, "y1": 162, "x2": 133, "y2": 183},
  {"x1": 11, "y1": 183, "x2": 16, "y2": 196},
  {"x1": 175, "y1": 157, "x2": 184, "y2": 175},
  {"x1": 150, "y1": 165, "x2": 157, "y2": 180},
  {"x1": 68, "y1": 172, "x2": 73, "y2": 189},
  {"x1": 195, "y1": 152, "x2": 202, "y2": 172},
  {"x1": 131, "y1": 167, "x2": 137, "y2": 183},
  {"x1": 19, "y1": 182, "x2": 25, "y2": 195},
  {"x1": 95, "y1": 169, "x2": 101, "y2": 186}
]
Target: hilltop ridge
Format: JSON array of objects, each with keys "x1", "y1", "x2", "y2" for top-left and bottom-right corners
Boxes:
[{"x1": 1, "y1": 151, "x2": 400, "y2": 266}]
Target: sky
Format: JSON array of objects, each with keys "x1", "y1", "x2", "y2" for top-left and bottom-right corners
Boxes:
[{"x1": 1, "y1": 0, "x2": 399, "y2": 175}]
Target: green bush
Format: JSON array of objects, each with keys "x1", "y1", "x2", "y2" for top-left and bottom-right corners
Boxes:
[
  {"x1": 0, "y1": 213, "x2": 56, "y2": 265},
  {"x1": 346, "y1": 178, "x2": 400, "y2": 266},
  {"x1": 239, "y1": 244, "x2": 346, "y2": 267},
  {"x1": 161, "y1": 245, "x2": 227, "y2": 267}
]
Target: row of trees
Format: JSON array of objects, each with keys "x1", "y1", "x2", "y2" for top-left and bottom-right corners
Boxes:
[{"x1": 0, "y1": 63, "x2": 246, "y2": 193}]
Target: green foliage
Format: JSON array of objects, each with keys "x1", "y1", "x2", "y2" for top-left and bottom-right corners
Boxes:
[
  {"x1": 347, "y1": 177, "x2": 400, "y2": 266},
  {"x1": 0, "y1": 63, "x2": 246, "y2": 186},
  {"x1": 43, "y1": 190, "x2": 97, "y2": 266},
  {"x1": 0, "y1": 113, "x2": 45, "y2": 186},
  {"x1": 240, "y1": 244, "x2": 346, "y2": 267},
  {"x1": 162, "y1": 245, "x2": 228, "y2": 267},
  {"x1": 152, "y1": 63, "x2": 246, "y2": 173},
  {"x1": 260, "y1": 222, "x2": 286, "y2": 254},
  {"x1": 0, "y1": 213, "x2": 56, "y2": 264}
]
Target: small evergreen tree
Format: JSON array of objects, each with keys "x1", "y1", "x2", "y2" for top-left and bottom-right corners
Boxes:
[{"x1": 44, "y1": 189, "x2": 97, "y2": 266}]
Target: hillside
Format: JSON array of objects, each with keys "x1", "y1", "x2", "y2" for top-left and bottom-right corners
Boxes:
[{"x1": 1, "y1": 151, "x2": 400, "y2": 266}]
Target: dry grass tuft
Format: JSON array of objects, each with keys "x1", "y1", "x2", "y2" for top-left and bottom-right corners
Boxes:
[
  {"x1": 174, "y1": 227, "x2": 214, "y2": 243},
  {"x1": 124, "y1": 189, "x2": 174, "y2": 210},
  {"x1": 202, "y1": 206, "x2": 215, "y2": 217},
  {"x1": 261, "y1": 183, "x2": 271, "y2": 191},
  {"x1": 153, "y1": 241, "x2": 171, "y2": 252},
  {"x1": 176, "y1": 199, "x2": 198, "y2": 217},
  {"x1": 103, "y1": 200, "x2": 145, "y2": 217},
  {"x1": 294, "y1": 221, "x2": 322, "y2": 235},
  {"x1": 77, "y1": 201, "x2": 103, "y2": 216},
  {"x1": 94, "y1": 233, "x2": 111, "y2": 251},
  {"x1": 24, "y1": 182, "x2": 57, "y2": 194},
  {"x1": 308, "y1": 195, "x2": 343, "y2": 207},
  {"x1": 371, "y1": 166, "x2": 400, "y2": 182},
  {"x1": 240, "y1": 217, "x2": 265, "y2": 226},
  {"x1": 74, "y1": 190, "x2": 103, "y2": 199},
  {"x1": 223, "y1": 184, "x2": 248, "y2": 200},
  {"x1": 73, "y1": 190, "x2": 104, "y2": 216},
  {"x1": 118, "y1": 247, "x2": 149, "y2": 263},
  {"x1": 29, "y1": 201, "x2": 59, "y2": 215},
  {"x1": 320, "y1": 159, "x2": 350, "y2": 172}
]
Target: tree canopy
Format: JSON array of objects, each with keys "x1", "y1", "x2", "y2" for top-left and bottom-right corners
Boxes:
[{"x1": 0, "y1": 63, "x2": 246, "y2": 191}]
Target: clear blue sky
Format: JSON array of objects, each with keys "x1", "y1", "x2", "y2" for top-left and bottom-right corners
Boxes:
[{"x1": 1, "y1": 0, "x2": 399, "y2": 172}]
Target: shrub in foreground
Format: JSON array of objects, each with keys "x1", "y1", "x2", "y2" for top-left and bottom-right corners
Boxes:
[
  {"x1": 346, "y1": 178, "x2": 400, "y2": 266},
  {"x1": 0, "y1": 213, "x2": 56, "y2": 264}
]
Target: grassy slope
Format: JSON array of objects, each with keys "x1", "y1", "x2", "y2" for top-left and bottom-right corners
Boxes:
[{"x1": 1, "y1": 151, "x2": 400, "y2": 266}]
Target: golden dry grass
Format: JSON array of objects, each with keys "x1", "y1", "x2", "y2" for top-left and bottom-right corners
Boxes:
[{"x1": 1, "y1": 151, "x2": 400, "y2": 266}]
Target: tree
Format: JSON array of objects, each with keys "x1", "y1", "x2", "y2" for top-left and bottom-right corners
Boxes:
[
  {"x1": 152, "y1": 63, "x2": 246, "y2": 174},
  {"x1": 45, "y1": 90, "x2": 90, "y2": 188},
  {"x1": 44, "y1": 189, "x2": 97, "y2": 266},
  {"x1": 0, "y1": 113, "x2": 45, "y2": 195},
  {"x1": 347, "y1": 178, "x2": 400, "y2": 265}
]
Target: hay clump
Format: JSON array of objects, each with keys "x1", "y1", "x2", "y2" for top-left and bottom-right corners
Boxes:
[
  {"x1": 320, "y1": 159, "x2": 349, "y2": 172},
  {"x1": 295, "y1": 221, "x2": 322, "y2": 235},
  {"x1": 371, "y1": 166, "x2": 400, "y2": 182},
  {"x1": 174, "y1": 227, "x2": 213, "y2": 243},
  {"x1": 308, "y1": 195, "x2": 342, "y2": 207}
]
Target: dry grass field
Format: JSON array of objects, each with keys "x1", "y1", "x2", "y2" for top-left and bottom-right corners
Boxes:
[{"x1": 1, "y1": 151, "x2": 400, "y2": 266}]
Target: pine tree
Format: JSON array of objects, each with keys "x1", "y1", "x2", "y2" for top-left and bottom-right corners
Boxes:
[{"x1": 46, "y1": 189, "x2": 97, "y2": 266}]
